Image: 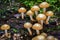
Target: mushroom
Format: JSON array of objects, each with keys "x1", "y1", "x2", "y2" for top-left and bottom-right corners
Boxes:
[
  {"x1": 54, "y1": 38, "x2": 58, "y2": 40},
  {"x1": 36, "y1": 14, "x2": 46, "y2": 26},
  {"x1": 39, "y1": 2, "x2": 50, "y2": 14},
  {"x1": 32, "y1": 23, "x2": 43, "y2": 35},
  {"x1": 18, "y1": 7, "x2": 26, "y2": 19},
  {"x1": 31, "y1": 5, "x2": 40, "y2": 16},
  {"x1": 45, "y1": 11, "x2": 54, "y2": 24},
  {"x1": 1, "y1": 24, "x2": 10, "y2": 37},
  {"x1": 24, "y1": 22, "x2": 32, "y2": 35},
  {"x1": 47, "y1": 36, "x2": 55, "y2": 40},
  {"x1": 26, "y1": 10, "x2": 35, "y2": 21},
  {"x1": 41, "y1": 33, "x2": 47, "y2": 37},
  {"x1": 32, "y1": 35, "x2": 46, "y2": 40}
]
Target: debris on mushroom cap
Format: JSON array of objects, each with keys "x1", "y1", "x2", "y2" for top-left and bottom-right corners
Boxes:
[
  {"x1": 18, "y1": 7, "x2": 26, "y2": 13},
  {"x1": 31, "y1": 6, "x2": 40, "y2": 11},
  {"x1": 32, "y1": 23, "x2": 43, "y2": 30},
  {"x1": 26, "y1": 10, "x2": 34, "y2": 16},
  {"x1": 41, "y1": 33, "x2": 47, "y2": 37},
  {"x1": 1, "y1": 24, "x2": 10, "y2": 30},
  {"x1": 36, "y1": 14, "x2": 46, "y2": 21},
  {"x1": 24, "y1": 22, "x2": 32, "y2": 28},
  {"x1": 39, "y1": 2, "x2": 50, "y2": 8},
  {"x1": 46, "y1": 11, "x2": 54, "y2": 16},
  {"x1": 47, "y1": 36, "x2": 55, "y2": 40}
]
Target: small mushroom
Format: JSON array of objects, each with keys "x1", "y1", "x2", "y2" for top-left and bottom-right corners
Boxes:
[
  {"x1": 31, "y1": 6, "x2": 40, "y2": 16},
  {"x1": 45, "y1": 11, "x2": 54, "y2": 24},
  {"x1": 39, "y1": 2, "x2": 50, "y2": 14},
  {"x1": 36, "y1": 14, "x2": 46, "y2": 26},
  {"x1": 24, "y1": 22, "x2": 32, "y2": 35},
  {"x1": 1, "y1": 24, "x2": 10, "y2": 37},
  {"x1": 26, "y1": 10, "x2": 35, "y2": 21},
  {"x1": 32, "y1": 23, "x2": 43, "y2": 35},
  {"x1": 18, "y1": 7, "x2": 26, "y2": 19},
  {"x1": 54, "y1": 38, "x2": 58, "y2": 40},
  {"x1": 32, "y1": 35, "x2": 46, "y2": 40},
  {"x1": 47, "y1": 36, "x2": 55, "y2": 40},
  {"x1": 41, "y1": 33, "x2": 47, "y2": 37}
]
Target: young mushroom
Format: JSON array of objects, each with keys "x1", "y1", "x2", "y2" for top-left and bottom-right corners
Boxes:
[
  {"x1": 41, "y1": 33, "x2": 47, "y2": 37},
  {"x1": 1, "y1": 24, "x2": 10, "y2": 37},
  {"x1": 24, "y1": 22, "x2": 32, "y2": 35},
  {"x1": 45, "y1": 11, "x2": 54, "y2": 24},
  {"x1": 31, "y1": 5, "x2": 40, "y2": 16},
  {"x1": 39, "y1": 2, "x2": 50, "y2": 14},
  {"x1": 18, "y1": 7, "x2": 26, "y2": 19},
  {"x1": 47, "y1": 36, "x2": 55, "y2": 40},
  {"x1": 26, "y1": 10, "x2": 35, "y2": 21},
  {"x1": 36, "y1": 14, "x2": 46, "y2": 26},
  {"x1": 32, "y1": 35, "x2": 46, "y2": 40},
  {"x1": 32, "y1": 23, "x2": 43, "y2": 35}
]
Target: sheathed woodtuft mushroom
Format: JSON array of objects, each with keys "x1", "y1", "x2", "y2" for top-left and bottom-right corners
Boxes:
[
  {"x1": 31, "y1": 6, "x2": 40, "y2": 16},
  {"x1": 1, "y1": 24, "x2": 10, "y2": 36},
  {"x1": 32, "y1": 35, "x2": 46, "y2": 40},
  {"x1": 26, "y1": 10, "x2": 35, "y2": 21},
  {"x1": 32, "y1": 23, "x2": 43, "y2": 35},
  {"x1": 24, "y1": 22, "x2": 32, "y2": 35},
  {"x1": 36, "y1": 14, "x2": 46, "y2": 26},
  {"x1": 47, "y1": 36, "x2": 55, "y2": 40},
  {"x1": 39, "y1": 2, "x2": 50, "y2": 14},
  {"x1": 45, "y1": 11, "x2": 54, "y2": 24},
  {"x1": 18, "y1": 7, "x2": 26, "y2": 19}
]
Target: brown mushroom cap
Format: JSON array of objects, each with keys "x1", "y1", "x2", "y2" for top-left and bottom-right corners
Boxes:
[
  {"x1": 24, "y1": 22, "x2": 32, "y2": 28},
  {"x1": 18, "y1": 7, "x2": 26, "y2": 13},
  {"x1": 41, "y1": 33, "x2": 47, "y2": 37},
  {"x1": 36, "y1": 14, "x2": 46, "y2": 21},
  {"x1": 1, "y1": 24, "x2": 10, "y2": 30},
  {"x1": 32, "y1": 35, "x2": 46, "y2": 40},
  {"x1": 47, "y1": 36, "x2": 55, "y2": 40},
  {"x1": 46, "y1": 11, "x2": 54, "y2": 16},
  {"x1": 39, "y1": 2, "x2": 50, "y2": 8},
  {"x1": 26, "y1": 10, "x2": 34, "y2": 16},
  {"x1": 32, "y1": 23, "x2": 43, "y2": 30},
  {"x1": 31, "y1": 6, "x2": 40, "y2": 11}
]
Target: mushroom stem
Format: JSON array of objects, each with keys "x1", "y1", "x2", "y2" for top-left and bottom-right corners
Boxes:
[
  {"x1": 46, "y1": 16, "x2": 50, "y2": 24},
  {"x1": 40, "y1": 20, "x2": 43, "y2": 26},
  {"x1": 21, "y1": 12, "x2": 24, "y2": 19},
  {"x1": 5, "y1": 30, "x2": 8, "y2": 36},
  {"x1": 35, "y1": 11, "x2": 38, "y2": 16},
  {"x1": 30, "y1": 15, "x2": 35, "y2": 21},
  {"x1": 36, "y1": 30, "x2": 40, "y2": 35},
  {"x1": 43, "y1": 8, "x2": 46, "y2": 14},
  {"x1": 27, "y1": 28, "x2": 32, "y2": 35}
]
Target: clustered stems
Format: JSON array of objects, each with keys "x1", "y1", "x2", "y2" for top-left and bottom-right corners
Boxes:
[
  {"x1": 21, "y1": 12, "x2": 24, "y2": 19},
  {"x1": 43, "y1": 8, "x2": 46, "y2": 14},
  {"x1": 36, "y1": 30, "x2": 40, "y2": 35},
  {"x1": 30, "y1": 15, "x2": 35, "y2": 21},
  {"x1": 46, "y1": 16, "x2": 50, "y2": 24},
  {"x1": 27, "y1": 28, "x2": 32, "y2": 35},
  {"x1": 35, "y1": 11, "x2": 38, "y2": 16}
]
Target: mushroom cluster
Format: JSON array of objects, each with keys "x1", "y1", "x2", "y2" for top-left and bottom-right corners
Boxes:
[{"x1": 32, "y1": 33, "x2": 58, "y2": 40}]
